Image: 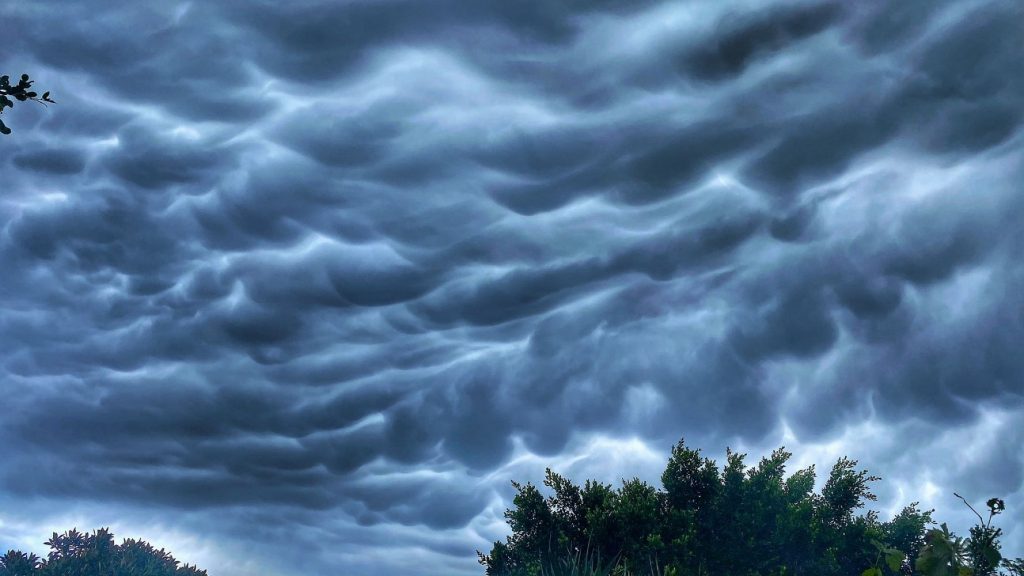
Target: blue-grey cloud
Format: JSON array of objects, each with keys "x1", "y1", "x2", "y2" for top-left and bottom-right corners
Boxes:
[{"x1": 1, "y1": 0, "x2": 1022, "y2": 574}]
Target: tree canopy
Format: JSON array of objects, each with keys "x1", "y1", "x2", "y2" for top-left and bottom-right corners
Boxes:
[
  {"x1": 0, "y1": 73, "x2": 55, "y2": 135},
  {"x1": 0, "y1": 528, "x2": 207, "y2": 576},
  {"x1": 478, "y1": 438, "x2": 1024, "y2": 576}
]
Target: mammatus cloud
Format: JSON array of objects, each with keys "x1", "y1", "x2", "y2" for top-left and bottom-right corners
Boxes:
[{"x1": 1, "y1": 1, "x2": 1022, "y2": 574}]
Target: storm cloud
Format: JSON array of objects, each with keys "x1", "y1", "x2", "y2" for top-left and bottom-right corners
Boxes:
[{"x1": 1, "y1": 1, "x2": 1022, "y2": 574}]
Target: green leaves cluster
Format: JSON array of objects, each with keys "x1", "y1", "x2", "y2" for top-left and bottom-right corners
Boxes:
[
  {"x1": 914, "y1": 523, "x2": 973, "y2": 576},
  {"x1": 0, "y1": 73, "x2": 55, "y2": 135},
  {"x1": 0, "y1": 528, "x2": 207, "y2": 576},
  {"x1": 478, "y1": 438, "x2": 1022, "y2": 576},
  {"x1": 862, "y1": 539, "x2": 907, "y2": 576}
]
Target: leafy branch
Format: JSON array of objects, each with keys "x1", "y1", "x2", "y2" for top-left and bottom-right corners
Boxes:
[
  {"x1": 913, "y1": 496, "x2": 1014, "y2": 576},
  {"x1": 862, "y1": 539, "x2": 907, "y2": 576},
  {"x1": 0, "y1": 73, "x2": 56, "y2": 135}
]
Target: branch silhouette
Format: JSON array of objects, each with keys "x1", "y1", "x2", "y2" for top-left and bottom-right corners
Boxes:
[{"x1": 0, "y1": 73, "x2": 56, "y2": 134}]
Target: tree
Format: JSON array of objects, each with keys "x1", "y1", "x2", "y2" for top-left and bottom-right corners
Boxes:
[
  {"x1": 0, "y1": 527, "x2": 206, "y2": 576},
  {"x1": 0, "y1": 73, "x2": 55, "y2": 135},
  {"x1": 882, "y1": 503, "x2": 934, "y2": 575},
  {"x1": 0, "y1": 550, "x2": 40, "y2": 576},
  {"x1": 478, "y1": 437, "x2": 1024, "y2": 576},
  {"x1": 610, "y1": 477, "x2": 662, "y2": 574}
]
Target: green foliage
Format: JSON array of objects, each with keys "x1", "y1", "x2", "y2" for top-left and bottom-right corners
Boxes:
[
  {"x1": 1002, "y1": 559, "x2": 1024, "y2": 576},
  {"x1": 479, "y1": 438, "x2": 1024, "y2": 576},
  {"x1": 911, "y1": 495, "x2": 1021, "y2": 576},
  {"x1": 0, "y1": 73, "x2": 55, "y2": 135},
  {"x1": 538, "y1": 543, "x2": 622, "y2": 576},
  {"x1": 0, "y1": 550, "x2": 40, "y2": 576},
  {"x1": 915, "y1": 523, "x2": 972, "y2": 576},
  {"x1": 862, "y1": 539, "x2": 907, "y2": 576},
  {"x1": 0, "y1": 528, "x2": 206, "y2": 576},
  {"x1": 883, "y1": 503, "x2": 934, "y2": 575},
  {"x1": 611, "y1": 477, "x2": 662, "y2": 574}
]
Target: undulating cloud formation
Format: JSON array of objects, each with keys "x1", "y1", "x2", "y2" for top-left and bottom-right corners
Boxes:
[{"x1": 1, "y1": 1, "x2": 1022, "y2": 574}]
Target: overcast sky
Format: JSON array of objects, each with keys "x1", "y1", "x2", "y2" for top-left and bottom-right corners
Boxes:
[{"x1": 1, "y1": 1, "x2": 1022, "y2": 574}]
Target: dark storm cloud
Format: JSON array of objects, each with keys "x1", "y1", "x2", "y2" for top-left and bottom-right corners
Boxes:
[
  {"x1": 103, "y1": 124, "x2": 240, "y2": 190},
  {"x1": 681, "y1": 2, "x2": 842, "y2": 81},
  {"x1": 11, "y1": 147, "x2": 87, "y2": 175},
  {"x1": 3, "y1": 2, "x2": 272, "y2": 123},
  {"x1": 226, "y1": 0, "x2": 656, "y2": 82},
  {"x1": 2, "y1": 0, "x2": 1023, "y2": 573}
]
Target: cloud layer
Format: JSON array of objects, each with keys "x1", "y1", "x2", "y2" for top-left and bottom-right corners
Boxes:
[{"x1": 2, "y1": 1, "x2": 1022, "y2": 573}]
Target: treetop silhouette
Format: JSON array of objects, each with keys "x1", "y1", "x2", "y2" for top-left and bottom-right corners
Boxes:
[
  {"x1": 0, "y1": 527, "x2": 207, "y2": 576},
  {"x1": 479, "y1": 438, "x2": 1024, "y2": 576}
]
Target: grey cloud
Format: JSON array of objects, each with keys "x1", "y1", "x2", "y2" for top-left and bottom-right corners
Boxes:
[
  {"x1": 833, "y1": 275, "x2": 904, "y2": 320},
  {"x1": 681, "y1": 2, "x2": 842, "y2": 82},
  {"x1": 869, "y1": 1, "x2": 1024, "y2": 160},
  {"x1": 272, "y1": 101, "x2": 406, "y2": 169},
  {"x1": 11, "y1": 147, "x2": 87, "y2": 175},
  {"x1": 742, "y1": 105, "x2": 899, "y2": 196},
  {"x1": 228, "y1": 0, "x2": 653, "y2": 83},
  {"x1": 104, "y1": 124, "x2": 239, "y2": 190},
  {"x1": 615, "y1": 121, "x2": 758, "y2": 204},
  {"x1": 729, "y1": 286, "x2": 838, "y2": 360},
  {"x1": 842, "y1": 0, "x2": 941, "y2": 55},
  {"x1": 6, "y1": 2, "x2": 272, "y2": 123},
  {"x1": 408, "y1": 192, "x2": 764, "y2": 328},
  {"x1": 440, "y1": 374, "x2": 516, "y2": 470},
  {"x1": 6, "y1": 187, "x2": 188, "y2": 282},
  {"x1": 342, "y1": 473, "x2": 491, "y2": 530}
]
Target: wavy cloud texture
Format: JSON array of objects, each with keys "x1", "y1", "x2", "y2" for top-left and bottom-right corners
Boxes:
[{"x1": 1, "y1": 1, "x2": 1022, "y2": 574}]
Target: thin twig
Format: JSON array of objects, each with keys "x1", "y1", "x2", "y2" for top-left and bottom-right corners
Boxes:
[{"x1": 953, "y1": 492, "x2": 986, "y2": 527}]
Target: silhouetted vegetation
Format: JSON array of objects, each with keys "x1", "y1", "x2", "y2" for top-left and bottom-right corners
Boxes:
[
  {"x1": 0, "y1": 73, "x2": 55, "y2": 135},
  {"x1": 479, "y1": 438, "x2": 1024, "y2": 576},
  {"x1": 0, "y1": 528, "x2": 207, "y2": 576}
]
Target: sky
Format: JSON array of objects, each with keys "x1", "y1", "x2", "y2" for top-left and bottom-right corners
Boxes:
[{"x1": 0, "y1": 0, "x2": 1022, "y2": 574}]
